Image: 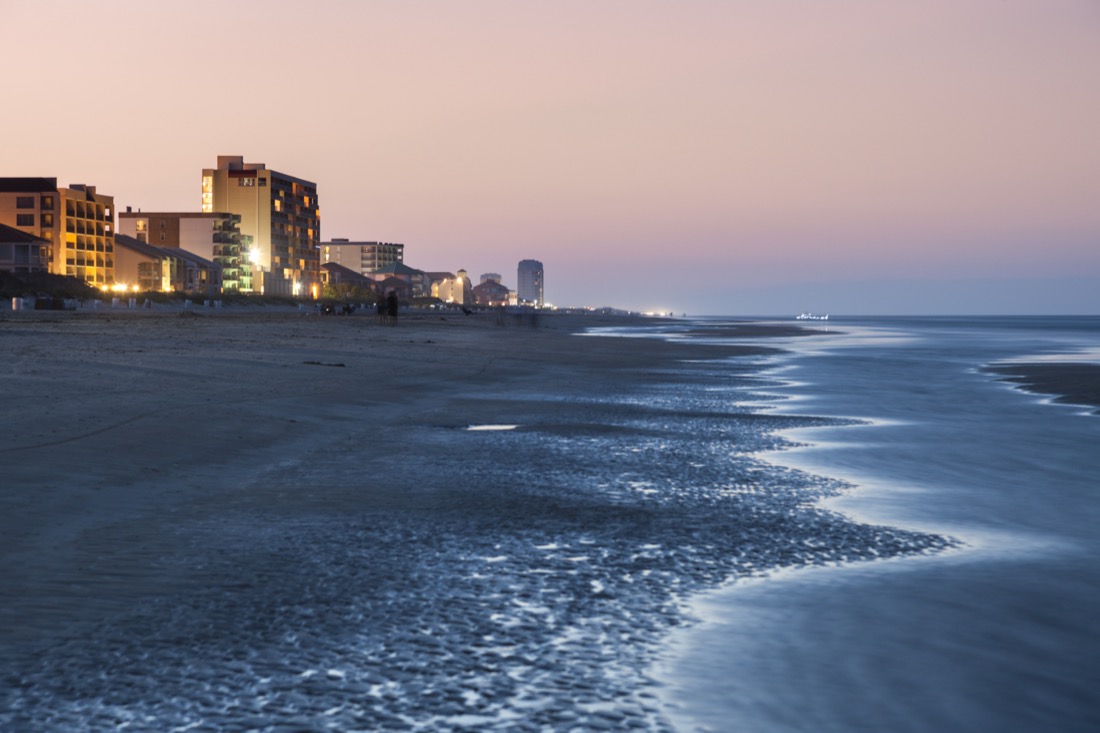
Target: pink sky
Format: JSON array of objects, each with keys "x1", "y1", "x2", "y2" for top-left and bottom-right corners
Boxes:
[{"x1": 3, "y1": 0, "x2": 1098, "y2": 313}]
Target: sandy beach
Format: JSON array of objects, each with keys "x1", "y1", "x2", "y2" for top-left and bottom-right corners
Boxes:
[
  {"x1": 7, "y1": 307, "x2": 859, "y2": 730},
  {"x1": 985, "y1": 362, "x2": 1100, "y2": 415},
  {"x1": 3, "y1": 308, "x2": 761, "y2": 633}
]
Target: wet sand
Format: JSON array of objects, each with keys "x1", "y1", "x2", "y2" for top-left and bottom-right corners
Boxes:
[
  {"x1": 1, "y1": 309, "x2": 773, "y2": 638},
  {"x1": 1, "y1": 308, "x2": 951, "y2": 731},
  {"x1": 985, "y1": 363, "x2": 1100, "y2": 414}
]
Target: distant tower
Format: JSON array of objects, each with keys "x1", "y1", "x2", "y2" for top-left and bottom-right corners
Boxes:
[{"x1": 517, "y1": 259, "x2": 544, "y2": 306}]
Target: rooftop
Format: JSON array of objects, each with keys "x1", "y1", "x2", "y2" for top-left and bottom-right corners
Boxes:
[
  {"x1": 0, "y1": 177, "x2": 58, "y2": 193},
  {"x1": 0, "y1": 222, "x2": 49, "y2": 243}
]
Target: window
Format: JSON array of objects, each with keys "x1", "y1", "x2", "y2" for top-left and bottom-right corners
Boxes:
[
  {"x1": 41, "y1": 214, "x2": 54, "y2": 227},
  {"x1": 259, "y1": 177, "x2": 267, "y2": 187},
  {"x1": 238, "y1": 177, "x2": 256, "y2": 187},
  {"x1": 41, "y1": 195, "x2": 54, "y2": 210},
  {"x1": 16, "y1": 214, "x2": 34, "y2": 226},
  {"x1": 16, "y1": 196, "x2": 34, "y2": 209}
]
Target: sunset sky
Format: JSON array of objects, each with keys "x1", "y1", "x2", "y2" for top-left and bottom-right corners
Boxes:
[{"x1": 3, "y1": 0, "x2": 1098, "y2": 314}]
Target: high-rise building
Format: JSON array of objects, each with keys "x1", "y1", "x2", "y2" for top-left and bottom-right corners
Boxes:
[
  {"x1": 0, "y1": 178, "x2": 116, "y2": 286},
  {"x1": 319, "y1": 239, "x2": 404, "y2": 276},
  {"x1": 201, "y1": 155, "x2": 320, "y2": 297},
  {"x1": 119, "y1": 211, "x2": 250, "y2": 292},
  {"x1": 517, "y1": 259, "x2": 544, "y2": 306}
]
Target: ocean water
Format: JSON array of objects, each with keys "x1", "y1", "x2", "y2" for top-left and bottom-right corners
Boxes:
[
  {"x1": 2, "y1": 316, "x2": 1097, "y2": 731},
  {"x1": 654, "y1": 316, "x2": 1100, "y2": 733}
]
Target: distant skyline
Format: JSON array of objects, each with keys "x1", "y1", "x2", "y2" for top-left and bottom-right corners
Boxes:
[{"x1": 3, "y1": 0, "x2": 1097, "y2": 314}]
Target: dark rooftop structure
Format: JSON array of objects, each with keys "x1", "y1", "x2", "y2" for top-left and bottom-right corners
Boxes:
[
  {"x1": 0, "y1": 177, "x2": 58, "y2": 193},
  {"x1": 0, "y1": 222, "x2": 49, "y2": 244}
]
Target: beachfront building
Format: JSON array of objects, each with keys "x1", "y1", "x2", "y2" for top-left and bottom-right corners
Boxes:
[
  {"x1": 432, "y1": 269, "x2": 474, "y2": 305},
  {"x1": 119, "y1": 210, "x2": 250, "y2": 292},
  {"x1": 375, "y1": 276, "x2": 413, "y2": 301},
  {"x1": 472, "y1": 278, "x2": 510, "y2": 307},
  {"x1": 480, "y1": 273, "x2": 503, "y2": 284},
  {"x1": 370, "y1": 262, "x2": 431, "y2": 298},
  {"x1": 320, "y1": 239, "x2": 404, "y2": 276},
  {"x1": 0, "y1": 222, "x2": 49, "y2": 273},
  {"x1": 517, "y1": 259, "x2": 544, "y2": 306},
  {"x1": 201, "y1": 155, "x2": 320, "y2": 298},
  {"x1": 0, "y1": 178, "x2": 116, "y2": 286},
  {"x1": 114, "y1": 234, "x2": 222, "y2": 296},
  {"x1": 321, "y1": 262, "x2": 377, "y2": 296},
  {"x1": 0, "y1": 178, "x2": 60, "y2": 272}
]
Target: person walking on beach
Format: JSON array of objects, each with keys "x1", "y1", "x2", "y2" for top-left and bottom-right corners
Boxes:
[
  {"x1": 376, "y1": 292, "x2": 387, "y2": 325},
  {"x1": 386, "y1": 291, "x2": 399, "y2": 326}
]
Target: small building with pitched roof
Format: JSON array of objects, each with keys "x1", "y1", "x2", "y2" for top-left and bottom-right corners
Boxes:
[
  {"x1": 0, "y1": 222, "x2": 49, "y2": 274},
  {"x1": 114, "y1": 234, "x2": 222, "y2": 295}
]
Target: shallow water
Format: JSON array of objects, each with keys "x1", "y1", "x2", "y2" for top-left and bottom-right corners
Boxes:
[{"x1": 657, "y1": 316, "x2": 1100, "y2": 733}]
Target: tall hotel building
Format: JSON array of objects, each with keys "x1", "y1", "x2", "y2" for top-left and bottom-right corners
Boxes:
[
  {"x1": 517, "y1": 259, "x2": 544, "y2": 306},
  {"x1": 0, "y1": 177, "x2": 116, "y2": 286},
  {"x1": 201, "y1": 156, "x2": 320, "y2": 297}
]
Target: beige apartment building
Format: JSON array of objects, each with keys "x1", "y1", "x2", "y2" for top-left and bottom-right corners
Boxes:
[
  {"x1": 320, "y1": 239, "x2": 404, "y2": 276},
  {"x1": 0, "y1": 177, "x2": 116, "y2": 286},
  {"x1": 119, "y1": 210, "x2": 250, "y2": 292},
  {"x1": 201, "y1": 156, "x2": 320, "y2": 298},
  {"x1": 114, "y1": 234, "x2": 222, "y2": 296}
]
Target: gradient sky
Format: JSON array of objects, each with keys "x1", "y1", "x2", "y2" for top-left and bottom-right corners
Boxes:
[{"x1": 3, "y1": 0, "x2": 1098, "y2": 314}]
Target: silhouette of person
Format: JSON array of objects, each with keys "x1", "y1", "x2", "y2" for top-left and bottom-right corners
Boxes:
[{"x1": 386, "y1": 291, "x2": 399, "y2": 326}]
